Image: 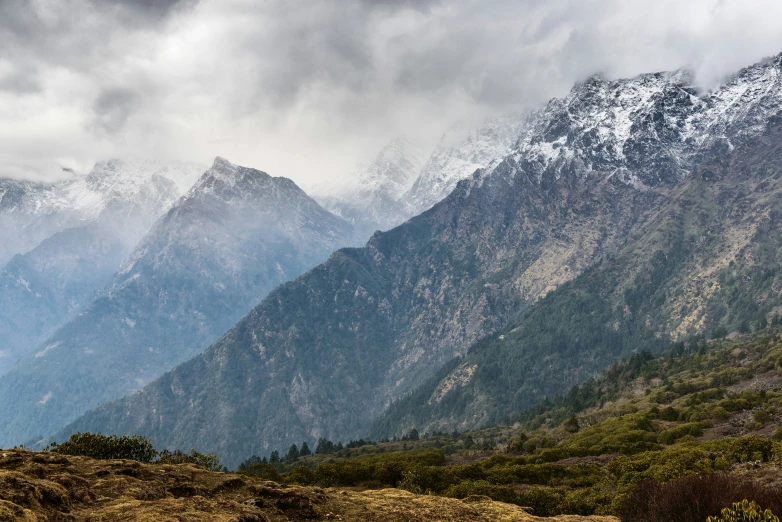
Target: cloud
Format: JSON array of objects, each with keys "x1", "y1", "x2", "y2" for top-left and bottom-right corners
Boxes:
[
  {"x1": 1, "y1": 0, "x2": 782, "y2": 186},
  {"x1": 92, "y1": 88, "x2": 142, "y2": 135}
]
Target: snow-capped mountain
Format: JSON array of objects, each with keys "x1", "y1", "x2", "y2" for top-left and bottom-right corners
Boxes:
[
  {"x1": 402, "y1": 114, "x2": 528, "y2": 217},
  {"x1": 0, "y1": 160, "x2": 203, "y2": 266},
  {"x1": 489, "y1": 53, "x2": 782, "y2": 188},
  {"x1": 315, "y1": 117, "x2": 529, "y2": 238},
  {"x1": 315, "y1": 137, "x2": 427, "y2": 239},
  {"x1": 0, "y1": 160, "x2": 204, "y2": 374},
  {"x1": 0, "y1": 157, "x2": 357, "y2": 446}
]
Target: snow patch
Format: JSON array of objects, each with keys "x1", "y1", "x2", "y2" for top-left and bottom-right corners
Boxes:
[{"x1": 35, "y1": 341, "x2": 61, "y2": 358}]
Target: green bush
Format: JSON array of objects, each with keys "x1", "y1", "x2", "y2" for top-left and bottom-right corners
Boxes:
[
  {"x1": 239, "y1": 463, "x2": 282, "y2": 481},
  {"x1": 47, "y1": 432, "x2": 158, "y2": 462},
  {"x1": 442, "y1": 479, "x2": 523, "y2": 505},
  {"x1": 657, "y1": 422, "x2": 706, "y2": 445},
  {"x1": 157, "y1": 449, "x2": 223, "y2": 471},
  {"x1": 283, "y1": 465, "x2": 316, "y2": 485},
  {"x1": 707, "y1": 500, "x2": 780, "y2": 522}
]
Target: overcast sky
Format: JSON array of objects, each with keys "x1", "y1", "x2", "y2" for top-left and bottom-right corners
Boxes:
[{"x1": 2, "y1": 0, "x2": 782, "y2": 186}]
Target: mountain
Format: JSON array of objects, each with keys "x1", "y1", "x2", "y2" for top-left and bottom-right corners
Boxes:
[
  {"x1": 0, "y1": 157, "x2": 356, "y2": 446},
  {"x1": 369, "y1": 115, "x2": 782, "y2": 437},
  {"x1": 0, "y1": 225, "x2": 127, "y2": 375},
  {"x1": 402, "y1": 114, "x2": 527, "y2": 217},
  {"x1": 59, "y1": 53, "x2": 782, "y2": 468},
  {"x1": 0, "y1": 160, "x2": 202, "y2": 266},
  {"x1": 0, "y1": 160, "x2": 204, "y2": 374},
  {"x1": 316, "y1": 116, "x2": 527, "y2": 239},
  {"x1": 315, "y1": 137, "x2": 427, "y2": 239}
]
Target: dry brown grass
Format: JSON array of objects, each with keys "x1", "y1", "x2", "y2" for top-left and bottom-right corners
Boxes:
[{"x1": 0, "y1": 449, "x2": 616, "y2": 521}]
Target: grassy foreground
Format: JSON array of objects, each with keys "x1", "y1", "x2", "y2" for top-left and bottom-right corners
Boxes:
[{"x1": 0, "y1": 448, "x2": 615, "y2": 521}]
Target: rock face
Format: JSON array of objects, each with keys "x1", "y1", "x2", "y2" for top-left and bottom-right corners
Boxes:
[
  {"x1": 0, "y1": 160, "x2": 204, "y2": 374},
  {"x1": 59, "y1": 53, "x2": 782, "y2": 468},
  {"x1": 0, "y1": 158, "x2": 356, "y2": 447}
]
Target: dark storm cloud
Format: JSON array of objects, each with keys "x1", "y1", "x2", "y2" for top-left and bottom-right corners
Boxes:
[
  {"x1": 92, "y1": 88, "x2": 142, "y2": 135},
  {"x1": 93, "y1": 0, "x2": 200, "y2": 24},
  {"x1": 360, "y1": 0, "x2": 441, "y2": 11},
  {"x1": 100, "y1": 0, "x2": 192, "y2": 14},
  {"x1": 243, "y1": 2, "x2": 377, "y2": 107}
]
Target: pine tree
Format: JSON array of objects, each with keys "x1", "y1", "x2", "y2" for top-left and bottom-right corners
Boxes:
[
  {"x1": 269, "y1": 450, "x2": 280, "y2": 464},
  {"x1": 299, "y1": 441, "x2": 311, "y2": 456},
  {"x1": 286, "y1": 443, "x2": 299, "y2": 462},
  {"x1": 315, "y1": 437, "x2": 335, "y2": 454}
]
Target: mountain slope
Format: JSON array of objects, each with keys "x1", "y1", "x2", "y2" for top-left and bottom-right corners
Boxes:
[
  {"x1": 0, "y1": 160, "x2": 203, "y2": 372},
  {"x1": 370, "y1": 113, "x2": 782, "y2": 437},
  {"x1": 0, "y1": 157, "x2": 356, "y2": 446},
  {"x1": 62, "y1": 54, "x2": 782, "y2": 468},
  {"x1": 0, "y1": 225, "x2": 127, "y2": 374},
  {"x1": 0, "y1": 449, "x2": 601, "y2": 522}
]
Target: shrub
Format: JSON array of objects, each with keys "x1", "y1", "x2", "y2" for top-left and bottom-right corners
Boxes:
[
  {"x1": 47, "y1": 432, "x2": 158, "y2": 462},
  {"x1": 157, "y1": 449, "x2": 223, "y2": 471},
  {"x1": 724, "y1": 436, "x2": 775, "y2": 463},
  {"x1": 707, "y1": 500, "x2": 780, "y2": 522},
  {"x1": 657, "y1": 422, "x2": 706, "y2": 445},
  {"x1": 564, "y1": 416, "x2": 580, "y2": 433},
  {"x1": 618, "y1": 473, "x2": 782, "y2": 522},
  {"x1": 753, "y1": 410, "x2": 771, "y2": 425},
  {"x1": 284, "y1": 465, "x2": 316, "y2": 485},
  {"x1": 239, "y1": 463, "x2": 282, "y2": 481},
  {"x1": 442, "y1": 479, "x2": 523, "y2": 506}
]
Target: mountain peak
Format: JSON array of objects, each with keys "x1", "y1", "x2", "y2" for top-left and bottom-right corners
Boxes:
[
  {"x1": 211, "y1": 156, "x2": 235, "y2": 170},
  {"x1": 190, "y1": 158, "x2": 275, "y2": 201}
]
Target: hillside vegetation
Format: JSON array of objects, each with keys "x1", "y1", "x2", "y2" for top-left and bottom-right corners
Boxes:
[
  {"x1": 244, "y1": 331, "x2": 782, "y2": 518},
  {"x1": 0, "y1": 448, "x2": 613, "y2": 521}
]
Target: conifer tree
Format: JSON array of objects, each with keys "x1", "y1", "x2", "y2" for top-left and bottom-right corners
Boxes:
[{"x1": 286, "y1": 443, "x2": 299, "y2": 462}]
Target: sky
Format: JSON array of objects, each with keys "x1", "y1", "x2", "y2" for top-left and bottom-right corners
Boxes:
[{"x1": 2, "y1": 0, "x2": 782, "y2": 187}]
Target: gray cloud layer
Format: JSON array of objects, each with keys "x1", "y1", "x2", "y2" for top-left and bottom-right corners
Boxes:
[{"x1": 1, "y1": 0, "x2": 782, "y2": 184}]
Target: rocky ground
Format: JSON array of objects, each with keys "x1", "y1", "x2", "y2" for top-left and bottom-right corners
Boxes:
[{"x1": 0, "y1": 449, "x2": 616, "y2": 521}]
